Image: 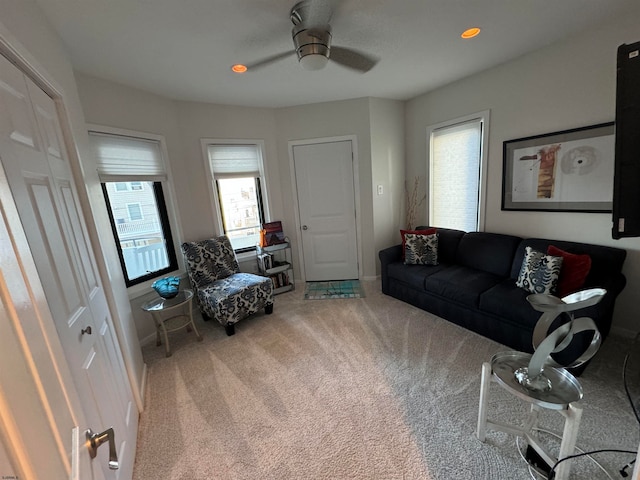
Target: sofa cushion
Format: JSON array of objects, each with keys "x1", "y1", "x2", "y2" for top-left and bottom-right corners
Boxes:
[
  {"x1": 479, "y1": 279, "x2": 541, "y2": 330},
  {"x1": 455, "y1": 232, "x2": 522, "y2": 277},
  {"x1": 547, "y1": 245, "x2": 592, "y2": 297},
  {"x1": 424, "y1": 265, "x2": 502, "y2": 308},
  {"x1": 404, "y1": 233, "x2": 438, "y2": 265},
  {"x1": 387, "y1": 262, "x2": 448, "y2": 290},
  {"x1": 516, "y1": 246, "x2": 563, "y2": 295}
]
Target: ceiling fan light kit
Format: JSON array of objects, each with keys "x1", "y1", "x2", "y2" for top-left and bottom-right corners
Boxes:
[{"x1": 293, "y1": 26, "x2": 331, "y2": 70}]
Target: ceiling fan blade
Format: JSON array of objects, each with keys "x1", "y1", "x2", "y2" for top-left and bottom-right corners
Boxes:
[
  {"x1": 245, "y1": 51, "x2": 295, "y2": 71},
  {"x1": 330, "y1": 46, "x2": 379, "y2": 73}
]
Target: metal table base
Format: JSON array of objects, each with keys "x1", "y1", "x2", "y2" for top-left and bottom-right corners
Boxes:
[
  {"x1": 142, "y1": 289, "x2": 202, "y2": 357},
  {"x1": 476, "y1": 351, "x2": 584, "y2": 480}
]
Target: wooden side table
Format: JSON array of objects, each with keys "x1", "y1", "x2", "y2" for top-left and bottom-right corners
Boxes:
[{"x1": 141, "y1": 289, "x2": 202, "y2": 357}]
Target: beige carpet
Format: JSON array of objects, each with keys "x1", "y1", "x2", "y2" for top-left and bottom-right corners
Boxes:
[{"x1": 133, "y1": 281, "x2": 639, "y2": 479}]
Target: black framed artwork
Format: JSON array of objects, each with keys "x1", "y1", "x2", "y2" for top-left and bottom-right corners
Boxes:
[{"x1": 502, "y1": 122, "x2": 615, "y2": 213}]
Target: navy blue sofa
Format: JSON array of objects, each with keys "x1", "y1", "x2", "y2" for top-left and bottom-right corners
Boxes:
[{"x1": 379, "y1": 227, "x2": 627, "y2": 362}]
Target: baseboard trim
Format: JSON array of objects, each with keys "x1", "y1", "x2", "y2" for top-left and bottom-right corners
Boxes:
[
  {"x1": 139, "y1": 363, "x2": 148, "y2": 412},
  {"x1": 140, "y1": 331, "x2": 157, "y2": 347}
]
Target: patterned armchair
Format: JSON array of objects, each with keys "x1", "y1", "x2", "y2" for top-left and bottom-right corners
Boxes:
[{"x1": 181, "y1": 235, "x2": 274, "y2": 336}]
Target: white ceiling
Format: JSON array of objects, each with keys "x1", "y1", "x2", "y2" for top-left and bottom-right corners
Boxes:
[{"x1": 36, "y1": 0, "x2": 637, "y2": 108}]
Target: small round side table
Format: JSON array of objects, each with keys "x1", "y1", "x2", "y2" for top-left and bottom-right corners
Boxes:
[
  {"x1": 141, "y1": 289, "x2": 202, "y2": 357},
  {"x1": 477, "y1": 351, "x2": 583, "y2": 480}
]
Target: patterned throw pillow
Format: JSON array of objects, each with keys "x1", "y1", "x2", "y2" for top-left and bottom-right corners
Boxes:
[
  {"x1": 404, "y1": 233, "x2": 438, "y2": 265},
  {"x1": 516, "y1": 246, "x2": 563, "y2": 295},
  {"x1": 400, "y1": 228, "x2": 437, "y2": 259}
]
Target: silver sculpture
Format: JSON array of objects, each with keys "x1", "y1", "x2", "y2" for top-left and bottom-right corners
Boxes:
[{"x1": 516, "y1": 288, "x2": 606, "y2": 392}]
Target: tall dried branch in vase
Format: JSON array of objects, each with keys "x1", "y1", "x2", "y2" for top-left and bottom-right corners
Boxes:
[{"x1": 405, "y1": 176, "x2": 426, "y2": 230}]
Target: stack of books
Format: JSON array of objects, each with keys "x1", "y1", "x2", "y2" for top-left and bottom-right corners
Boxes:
[
  {"x1": 268, "y1": 271, "x2": 290, "y2": 289},
  {"x1": 257, "y1": 252, "x2": 273, "y2": 271}
]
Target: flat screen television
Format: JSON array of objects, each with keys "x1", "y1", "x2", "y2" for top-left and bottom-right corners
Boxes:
[{"x1": 612, "y1": 41, "x2": 640, "y2": 239}]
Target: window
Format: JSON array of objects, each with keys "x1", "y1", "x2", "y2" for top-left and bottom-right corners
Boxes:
[
  {"x1": 427, "y1": 111, "x2": 490, "y2": 232},
  {"x1": 89, "y1": 131, "x2": 178, "y2": 287},
  {"x1": 205, "y1": 142, "x2": 268, "y2": 252},
  {"x1": 126, "y1": 203, "x2": 143, "y2": 221}
]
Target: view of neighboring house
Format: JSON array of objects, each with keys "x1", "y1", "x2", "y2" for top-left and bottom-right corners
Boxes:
[
  {"x1": 104, "y1": 181, "x2": 169, "y2": 281},
  {"x1": 216, "y1": 177, "x2": 262, "y2": 250}
]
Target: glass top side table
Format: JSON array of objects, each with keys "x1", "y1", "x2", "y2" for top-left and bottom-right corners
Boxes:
[
  {"x1": 477, "y1": 351, "x2": 583, "y2": 480},
  {"x1": 141, "y1": 289, "x2": 202, "y2": 357}
]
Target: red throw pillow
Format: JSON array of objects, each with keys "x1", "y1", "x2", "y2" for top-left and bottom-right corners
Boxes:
[
  {"x1": 547, "y1": 245, "x2": 592, "y2": 297},
  {"x1": 401, "y1": 228, "x2": 436, "y2": 259}
]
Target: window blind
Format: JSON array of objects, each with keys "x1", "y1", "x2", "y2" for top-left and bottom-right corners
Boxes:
[
  {"x1": 430, "y1": 119, "x2": 482, "y2": 232},
  {"x1": 208, "y1": 144, "x2": 261, "y2": 179},
  {"x1": 89, "y1": 131, "x2": 166, "y2": 181}
]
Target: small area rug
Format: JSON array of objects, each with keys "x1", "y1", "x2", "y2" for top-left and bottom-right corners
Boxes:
[{"x1": 303, "y1": 279, "x2": 365, "y2": 299}]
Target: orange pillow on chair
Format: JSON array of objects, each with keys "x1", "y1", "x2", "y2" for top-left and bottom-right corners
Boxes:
[
  {"x1": 547, "y1": 245, "x2": 592, "y2": 297},
  {"x1": 401, "y1": 228, "x2": 437, "y2": 259}
]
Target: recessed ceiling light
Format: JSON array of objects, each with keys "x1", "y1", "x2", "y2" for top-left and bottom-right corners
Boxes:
[
  {"x1": 231, "y1": 64, "x2": 248, "y2": 73},
  {"x1": 461, "y1": 27, "x2": 481, "y2": 39}
]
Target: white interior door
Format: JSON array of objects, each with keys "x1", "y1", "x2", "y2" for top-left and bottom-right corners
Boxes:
[
  {"x1": 0, "y1": 54, "x2": 136, "y2": 479},
  {"x1": 293, "y1": 140, "x2": 358, "y2": 281},
  {"x1": 0, "y1": 160, "x2": 101, "y2": 480}
]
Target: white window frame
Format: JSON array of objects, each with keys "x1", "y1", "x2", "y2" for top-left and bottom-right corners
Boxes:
[
  {"x1": 426, "y1": 110, "x2": 490, "y2": 231},
  {"x1": 89, "y1": 124, "x2": 185, "y2": 297},
  {"x1": 201, "y1": 139, "x2": 271, "y2": 253}
]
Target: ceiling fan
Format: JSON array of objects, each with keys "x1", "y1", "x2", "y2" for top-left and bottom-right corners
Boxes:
[{"x1": 244, "y1": 0, "x2": 379, "y2": 73}]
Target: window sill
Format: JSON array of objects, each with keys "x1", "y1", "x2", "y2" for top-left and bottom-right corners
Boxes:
[
  {"x1": 126, "y1": 252, "x2": 256, "y2": 301},
  {"x1": 127, "y1": 271, "x2": 187, "y2": 300},
  {"x1": 236, "y1": 250, "x2": 257, "y2": 262}
]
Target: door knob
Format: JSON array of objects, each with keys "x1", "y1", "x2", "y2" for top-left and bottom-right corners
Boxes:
[
  {"x1": 86, "y1": 427, "x2": 119, "y2": 470},
  {"x1": 302, "y1": 225, "x2": 308, "y2": 230}
]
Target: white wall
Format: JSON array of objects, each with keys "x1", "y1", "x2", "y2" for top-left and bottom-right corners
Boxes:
[
  {"x1": 76, "y1": 79, "x2": 399, "y2": 286},
  {"x1": 405, "y1": 7, "x2": 640, "y2": 335},
  {"x1": 370, "y1": 97, "x2": 405, "y2": 275},
  {"x1": 76, "y1": 76, "x2": 285, "y2": 340},
  {"x1": 174, "y1": 101, "x2": 283, "y2": 242},
  {"x1": 75, "y1": 82, "x2": 400, "y2": 338},
  {"x1": 75, "y1": 73, "x2": 189, "y2": 344}
]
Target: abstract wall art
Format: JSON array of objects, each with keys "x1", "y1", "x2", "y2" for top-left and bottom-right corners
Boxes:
[{"x1": 502, "y1": 122, "x2": 615, "y2": 212}]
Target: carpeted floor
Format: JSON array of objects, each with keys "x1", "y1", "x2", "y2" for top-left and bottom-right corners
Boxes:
[
  {"x1": 134, "y1": 281, "x2": 639, "y2": 479},
  {"x1": 304, "y1": 280, "x2": 365, "y2": 299}
]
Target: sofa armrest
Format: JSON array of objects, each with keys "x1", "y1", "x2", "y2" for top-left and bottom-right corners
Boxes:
[
  {"x1": 379, "y1": 244, "x2": 402, "y2": 294},
  {"x1": 379, "y1": 244, "x2": 402, "y2": 264}
]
